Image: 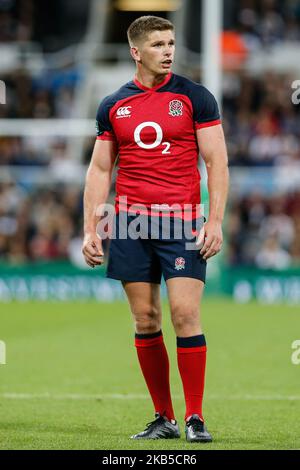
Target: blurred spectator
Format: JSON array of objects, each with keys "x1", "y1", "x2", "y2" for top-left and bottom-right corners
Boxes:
[
  {"x1": 0, "y1": 0, "x2": 90, "y2": 50},
  {"x1": 259, "y1": 196, "x2": 295, "y2": 248},
  {"x1": 255, "y1": 235, "x2": 291, "y2": 269},
  {"x1": 227, "y1": 191, "x2": 300, "y2": 268},
  {"x1": 48, "y1": 140, "x2": 83, "y2": 183},
  {"x1": 54, "y1": 86, "x2": 75, "y2": 119},
  {"x1": 0, "y1": 68, "x2": 79, "y2": 120},
  {"x1": 236, "y1": 0, "x2": 300, "y2": 48},
  {"x1": 223, "y1": 72, "x2": 300, "y2": 168},
  {"x1": 0, "y1": 182, "x2": 84, "y2": 264},
  {"x1": 0, "y1": 0, "x2": 33, "y2": 43}
]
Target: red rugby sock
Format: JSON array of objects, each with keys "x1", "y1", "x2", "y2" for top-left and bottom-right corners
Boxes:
[
  {"x1": 177, "y1": 334, "x2": 207, "y2": 421},
  {"x1": 135, "y1": 331, "x2": 175, "y2": 421}
]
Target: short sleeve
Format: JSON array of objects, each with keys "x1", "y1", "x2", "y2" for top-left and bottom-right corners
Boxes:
[
  {"x1": 95, "y1": 96, "x2": 116, "y2": 141},
  {"x1": 192, "y1": 86, "x2": 221, "y2": 130}
]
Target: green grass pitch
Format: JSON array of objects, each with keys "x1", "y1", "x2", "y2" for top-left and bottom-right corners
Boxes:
[{"x1": 0, "y1": 298, "x2": 299, "y2": 450}]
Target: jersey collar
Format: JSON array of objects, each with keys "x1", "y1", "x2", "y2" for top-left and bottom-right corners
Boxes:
[{"x1": 133, "y1": 72, "x2": 172, "y2": 92}]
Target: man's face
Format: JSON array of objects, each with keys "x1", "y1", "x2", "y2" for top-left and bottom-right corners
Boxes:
[{"x1": 132, "y1": 29, "x2": 175, "y2": 75}]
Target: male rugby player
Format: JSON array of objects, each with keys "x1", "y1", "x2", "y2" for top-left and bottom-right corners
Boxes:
[{"x1": 82, "y1": 16, "x2": 229, "y2": 443}]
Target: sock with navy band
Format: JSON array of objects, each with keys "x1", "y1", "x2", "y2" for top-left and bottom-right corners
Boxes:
[
  {"x1": 176, "y1": 334, "x2": 207, "y2": 422},
  {"x1": 135, "y1": 330, "x2": 175, "y2": 422}
]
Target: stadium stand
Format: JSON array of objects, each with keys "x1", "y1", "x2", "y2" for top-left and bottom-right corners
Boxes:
[{"x1": 1, "y1": 0, "x2": 300, "y2": 270}]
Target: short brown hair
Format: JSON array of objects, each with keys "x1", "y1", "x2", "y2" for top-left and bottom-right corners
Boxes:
[{"x1": 127, "y1": 16, "x2": 174, "y2": 46}]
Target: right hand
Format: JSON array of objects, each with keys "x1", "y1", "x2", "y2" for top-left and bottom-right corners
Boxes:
[{"x1": 82, "y1": 233, "x2": 104, "y2": 268}]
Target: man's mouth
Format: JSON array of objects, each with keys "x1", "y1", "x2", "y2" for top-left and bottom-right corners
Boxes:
[{"x1": 161, "y1": 60, "x2": 172, "y2": 67}]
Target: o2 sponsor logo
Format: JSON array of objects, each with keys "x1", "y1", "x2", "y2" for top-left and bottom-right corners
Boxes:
[{"x1": 134, "y1": 121, "x2": 171, "y2": 154}]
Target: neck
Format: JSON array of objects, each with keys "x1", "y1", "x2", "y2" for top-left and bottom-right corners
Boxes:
[{"x1": 135, "y1": 68, "x2": 170, "y2": 88}]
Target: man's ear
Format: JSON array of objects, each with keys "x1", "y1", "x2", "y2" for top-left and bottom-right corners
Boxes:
[{"x1": 130, "y1": 46, "x2": 141, "y2": 62}]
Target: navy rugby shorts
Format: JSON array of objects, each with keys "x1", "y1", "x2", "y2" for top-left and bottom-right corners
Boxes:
[{"x1": 106, "y1": 212, "x2": 207, "y2": 284}]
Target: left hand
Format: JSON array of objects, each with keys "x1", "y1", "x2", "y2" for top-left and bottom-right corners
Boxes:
[{"x1": 196, "y1": 219, "x2": 223, "y2": 260}]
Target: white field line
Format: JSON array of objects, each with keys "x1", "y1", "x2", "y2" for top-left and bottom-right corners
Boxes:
[{"x1": 0, "y1": 393, "x2": 300, "y2": 401}]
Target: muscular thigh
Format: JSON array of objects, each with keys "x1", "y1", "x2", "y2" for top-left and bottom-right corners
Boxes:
[{"x1": 167, "y1": 277, "x2": 204, "y2": 308}]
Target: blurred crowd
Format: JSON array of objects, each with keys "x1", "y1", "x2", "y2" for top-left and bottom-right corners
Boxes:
[
  {"x1": 0, "y1": 67, "x2": 80, "y2": 166},
  {"x1": 1, "y1": 0, "x2": 300, "y2": 267},
  {"x1": 223, "y1": 72, "x2": 300, "y2": 167},
  {"x1": 222, "y1": 67, "x2": 300, "y2": 269},
  {"x1": 0, "y1": 0, "x2": 90, "y2": 51},
  {"x1": 1, "y1": 69, "x2": 300, "y2": 267},
  {"x1": 1, "y1": 70, "x2": 299, "y2": 168},
  {"x1": 1, "y1": 179, "x2": 299, "y2": 270},
  {"x1": 235, "y1": 0, "x2": 300, "y2": 49},
  {"x1": 0, "y1": 181, "x2": 84, "y2": 264},
  {"x1": 2, "y1": 0, "x2": 300, "y2": 47},
  {"x1": 0, "y1": 0, "x2": 33, "y2": 43},
  {"x1": 227, "y1": 192, "x2": 300, "y2": 269},
  {"x1": 0, "y1": 68, "x2": 78, "y2": 120},
  {"x1": 0, "y1": 135, "x2": 73, "y2": 168}
]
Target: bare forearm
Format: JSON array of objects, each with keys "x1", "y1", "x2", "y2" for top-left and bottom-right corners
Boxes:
[
  {"x1": 83, "y1": 166, "x2": 111, "y2": 235},
  {"x1": 206, "y1": 162, "x2": 229, "y2": 223}
]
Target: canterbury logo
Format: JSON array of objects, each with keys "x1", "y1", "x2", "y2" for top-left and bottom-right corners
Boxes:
[{"x1": 116, "y1": 106, "x2": 132, "y2": 118}]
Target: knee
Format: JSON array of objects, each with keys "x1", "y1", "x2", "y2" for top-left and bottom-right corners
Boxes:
[
  {"x1": 133, "y1": 305, "x2": 161, "y2": 334},
  {"x1": 171, "y1": 305, "x2": 199, "y2": 333}
]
